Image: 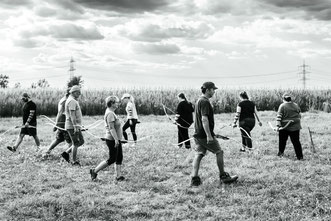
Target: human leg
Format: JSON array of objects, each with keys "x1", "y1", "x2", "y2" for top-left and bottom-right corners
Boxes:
[
  {"x1": 289, "y1": 130, "x2": 303, "y2": 160},
  {"x1": 67, "y1": 130, "x2": 84, "y2": 164},
  {"x1": 278, "y1": 130, "x2": 289, "y2": 156},
  {"x1": 177, "y1": 126, "x2": 185, "y2": 147},
  {"x1": 32, "y1": 135, "x2": 41, "y2": 150},
  {"x1": 7, "y1": 133, "x2": 25, "y2": 152},
  {"x1": 129, "y1": 120, "x2": 137, "y2": 141},
  {"x1": 46, "y1": 139, "x2": 62, "y2": 154},
  {"x1": 122, "y1": 120, "x2": 130, "y2": 141}
]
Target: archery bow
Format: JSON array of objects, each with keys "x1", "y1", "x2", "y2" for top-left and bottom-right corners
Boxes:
[
  {"x1": 162, "y1": 104, "x2": 192, "y2": 130},
  {"x1": 268, "y1": 120, "x2": 293, "y2": 132}
]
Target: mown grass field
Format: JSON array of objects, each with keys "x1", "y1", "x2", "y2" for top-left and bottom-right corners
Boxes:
[{"x1": 0, "y1": 111, "x2": 330, "y2": 220}]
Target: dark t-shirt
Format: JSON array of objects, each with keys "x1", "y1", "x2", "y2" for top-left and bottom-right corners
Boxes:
[
  {"x1": 194, "y1": 96, "x2": 215, "y2": 138},
  {"x1": 23, "y1": 100, "x2": 37, "y2": 126},
  {"x1": 176, "y1": 101, "x2": 194, "y2": 127},
  {"x1": 238, "y1": 100, "x2": 255, "y2": 121}
]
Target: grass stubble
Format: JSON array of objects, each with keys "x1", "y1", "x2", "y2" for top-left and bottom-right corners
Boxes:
[{"x1": 0, "y1": 112, "x2": 330, "y2": 220}]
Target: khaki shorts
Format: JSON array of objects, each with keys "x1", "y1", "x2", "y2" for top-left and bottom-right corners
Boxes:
[{"x1": 194, "y1": 137, "x2": 222, "y2": 155}]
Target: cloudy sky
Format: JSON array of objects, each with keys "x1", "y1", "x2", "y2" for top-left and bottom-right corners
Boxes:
[{"x1": 1, "y1": 0, "x2": 331, "y2": 89}]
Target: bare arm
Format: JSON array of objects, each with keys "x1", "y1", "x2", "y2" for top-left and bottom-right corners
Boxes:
[
  {"x1": 202, "y1": 115, "x2": 213, "y2": 143},
  {"x1": 25, "y1": 110, "x2": 35, "y2": 127},
  {"x1": 232, "y1": 105, "x2": 241, "y2": 127},
  {"x1": 254, "y1": 106, "x2": 262, "y2": 126}
]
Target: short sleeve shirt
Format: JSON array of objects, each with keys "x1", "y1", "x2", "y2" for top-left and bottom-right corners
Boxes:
[
  {"x1": 23, "y1": 101, "x2": 37, "y2": 126},
  {"x1": 65, "y1": 95, "x2": 82, "y2": 130},
  {"x1": 176, "y1": 101, "x2": 194, "y2": 126},
  {"x1": 238, "y1": 100, "x2": 255, "y2": 120},
  {"x1": 126, "y1": 101, "x2": 138, "y2": 119},
  {"x1": 194, "y1": 95, "x2": 215, "y2": 138},
  {"x1": 104, "y1": 108, "x2": 123, "y2": 140}
]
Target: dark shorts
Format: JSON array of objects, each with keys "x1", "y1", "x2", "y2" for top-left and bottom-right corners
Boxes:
[
  {"x1": 67, "y1": 129, "x2": 84, "y2": 147},
  {"x1": 56, "y1": 129, "x2": 72, "y2": 144},
  {"x1": 20, "y1": 128, "x2": 37, "y2": 136}
]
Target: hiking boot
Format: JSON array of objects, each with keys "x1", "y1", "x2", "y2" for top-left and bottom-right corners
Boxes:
[
  {"x1": 191, "y1": 176, "x2": 202, "y2": 186},
  {"x1": 116, "y1": 176, "x2": 125, "y2": 181},
  {"x1": 7, "y1": 146, "x2": 16, "y2": 153},
  {"x1": 220, "y1": 172, "x2": 238, "y2": 184},
  {"x1": 61, "y1": 152, "x2": 70, "y2": 163},
  {"x1": 90, "y1": 168, "x2": 98, "y2": 181},
  {"x1": 72, "y1": 161, "x2": 81, "y2": 166}
]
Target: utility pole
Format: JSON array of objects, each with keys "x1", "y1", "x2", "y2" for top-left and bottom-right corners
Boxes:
[
  {"x1": 69, "y1": 57, "x2": 76, "y2": 80},
  {"x1": 298, "y1": 60, "x2": 310, "y2": 90}
]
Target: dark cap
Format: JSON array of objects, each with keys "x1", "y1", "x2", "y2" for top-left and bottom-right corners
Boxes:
[
  {"x1": 22, "y1": 92, "x2": 30, "y2": 98},
  {"x1": 201, "y1": 81, "x2": 218, "y2": 90}
]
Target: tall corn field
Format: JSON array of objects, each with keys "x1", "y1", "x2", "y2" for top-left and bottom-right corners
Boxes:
[{"x1": 0, "y1": 88, "x2": 330, "y2": 117}]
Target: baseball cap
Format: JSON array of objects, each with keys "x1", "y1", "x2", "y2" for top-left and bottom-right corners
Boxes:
[
  {"x1": 201, "y1": 82, "x2": 218, "y2": 90},
  {"x1": 282, "y1": 93, "x2": 291, "y2": 99},
  {"x1": 22, "y1": 92, "x2": 30, "y2": 98},
  {"x1": 69, "y1": 85, "x2": 81, "y2": 93}
]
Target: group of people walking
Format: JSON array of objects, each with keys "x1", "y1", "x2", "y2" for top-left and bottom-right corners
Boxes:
[{"x1": 6, "y1": 81, "x2": 304, "y2": 186}]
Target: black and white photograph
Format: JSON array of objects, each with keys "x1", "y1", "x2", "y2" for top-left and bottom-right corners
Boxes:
[{"x1": 0, "y1": 0, "x2": 331, "y2": 220}]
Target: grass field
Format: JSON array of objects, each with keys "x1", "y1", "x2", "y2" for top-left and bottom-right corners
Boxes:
[{"x1": 0, "y1": 111, "x2": 331, "y2": 220}]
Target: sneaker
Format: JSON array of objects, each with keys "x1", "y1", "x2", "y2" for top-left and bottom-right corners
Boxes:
[
  {"x1": 72, "y1": 161, "x2": 81, "y2": 166},
  {"x1": 61, "y1": 152, "x2": 70, "y2": 163},
  {"x1": 191, "y1": 176, "x2": 202, "y2": 186},
  {"x1": 239, "y1": 149, "x2": 246, "y2": 152},
  {"x1": 220, "y1": 172, "x2": 238, "y2": 184},
  {"x1": 7, "y1": 146, "x2": 16, "y2": 153},
  {"x1": 116, "y1": 176, "x2": 125, "y2": 181},
  {"x1": 90, "y1": 168, "x2": 98, "y2": 181},
  {"x1": 277, "y1": 152, "x2": 284, "y2": 157}
]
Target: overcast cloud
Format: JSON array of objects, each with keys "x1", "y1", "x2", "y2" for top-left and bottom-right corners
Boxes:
[{"x1": 0, "y1": 0, "x2": 330, "y2": 88}]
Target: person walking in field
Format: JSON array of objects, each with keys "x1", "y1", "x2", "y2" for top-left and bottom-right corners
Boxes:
[
  {"x1": 61, "y1": 85, "x2": 84, "y2": 165},
  {"x1": 175, "y1": 93, "x2": 194, "y2": 149},
  {"x1": 90, "y1": 96, "x2": 125, "y2": 181},
  {"x1": 121, "y1": 93, "x2": 139, "y2": 147},
  {"x1": 191, "y1": 82, "x2": 238, "y2": 186},
  {"x1": 7, "y1": 93, "x2": 40, "y2": 152},
  {"x1": 276, "y1": 93, "x2": 303, "y2": 160},
  {"x1": 45, "y1": 89, "x2": 72, "y2": 155},
  {"x1": 232, "y1": 91, "x2": 262, "y2": 152}
]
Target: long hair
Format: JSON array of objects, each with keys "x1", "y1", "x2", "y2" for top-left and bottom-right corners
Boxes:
[{"x1": 178, "y1": 93, "x2": 187, "y2": 102}]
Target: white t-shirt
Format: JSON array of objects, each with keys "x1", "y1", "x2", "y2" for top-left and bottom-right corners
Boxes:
[
  {"x1": 104, "y1": 108, "x2": 122, "y2": 140},
  {"x1": 126, "y1": 101, "x2": 138, "y2": 119},
  {"x1": 65, "y1": 95, "x2": 82, "y2": 130}
]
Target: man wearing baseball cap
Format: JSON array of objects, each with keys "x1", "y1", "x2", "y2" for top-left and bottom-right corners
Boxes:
[
  {"x1": 7, "y1": 92, "x2": 40, "y2": 152},
  {"x1": 61, "y1": 85, "x2": 84, "y2": 165},
  {"x1": 191, "y1": 81, "x2": 238, "y2": 186}
]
